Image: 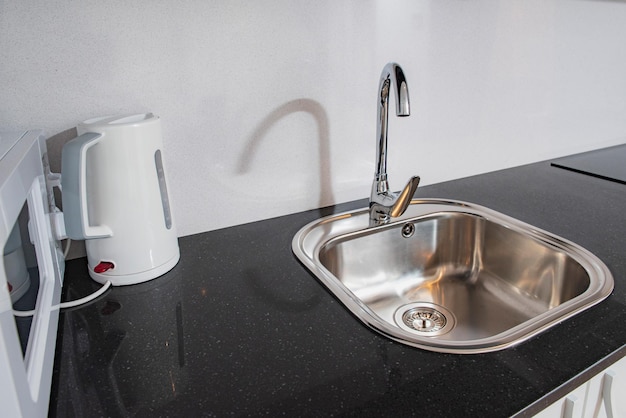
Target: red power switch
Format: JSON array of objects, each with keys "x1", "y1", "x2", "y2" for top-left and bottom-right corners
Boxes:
[{"x1": 94, "y1": 261, "x2": 115, "y2": 273}]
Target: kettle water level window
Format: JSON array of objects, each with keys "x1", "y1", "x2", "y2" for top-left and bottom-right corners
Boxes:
[{"x1": 155, "y1": 149, "x2": 172, "y2": 230}]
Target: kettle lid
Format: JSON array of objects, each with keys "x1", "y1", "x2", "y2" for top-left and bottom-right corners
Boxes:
[{"x1": 80, "y1": 113, "x2": 158, "y2": 129}]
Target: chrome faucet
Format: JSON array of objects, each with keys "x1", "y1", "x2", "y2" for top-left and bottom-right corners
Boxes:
[{"x1": 370, "y1": 62, "x2": 420, "y2": 225}]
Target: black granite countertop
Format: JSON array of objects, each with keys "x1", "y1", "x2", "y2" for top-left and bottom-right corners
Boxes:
[{"x1": 49, "y1": 149, "x2": 626, "y2": 417}]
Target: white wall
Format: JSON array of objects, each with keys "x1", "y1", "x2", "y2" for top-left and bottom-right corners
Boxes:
[{"x1": 2, "y1": 0, "x2": 626, "y2": 238}]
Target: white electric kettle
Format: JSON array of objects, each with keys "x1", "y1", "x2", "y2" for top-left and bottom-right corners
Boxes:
[{"x1": 61, "y1": 113, "x2": 179, "y2": 285}]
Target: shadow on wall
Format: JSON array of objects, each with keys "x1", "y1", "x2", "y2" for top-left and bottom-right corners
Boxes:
[
  {"x1": 237, "y1": 99, "x2": 335, "y2": 208},
  {"x1": 46, "y1": 128, "x2": 78, "y2": 175}
]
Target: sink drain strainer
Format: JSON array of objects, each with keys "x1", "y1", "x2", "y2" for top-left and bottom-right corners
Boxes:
[{"x1": 394, "y1": 302, "x2": 455, "y2": 336}]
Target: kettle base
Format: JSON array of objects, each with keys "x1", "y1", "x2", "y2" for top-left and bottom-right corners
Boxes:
[{"x1": 88, "y1": 250, "x2": 180, "y2": 286}]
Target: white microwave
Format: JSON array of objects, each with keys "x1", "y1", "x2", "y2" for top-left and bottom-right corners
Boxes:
[{"x1": 0, "y1": 130, "x2": 65, "y2": 417}]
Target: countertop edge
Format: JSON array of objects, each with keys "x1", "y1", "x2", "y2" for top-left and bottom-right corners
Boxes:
[{"x1": 513, "y1": 344, "x2": 626, "y2": 417}]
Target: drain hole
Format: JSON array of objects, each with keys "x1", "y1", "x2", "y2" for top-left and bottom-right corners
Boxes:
[
  {"x1": 402, "y1": 308, "x2": 446, "y2": 332},
  {"x1": 394, "y1": 302, "x2": 455, "y2": 336}
]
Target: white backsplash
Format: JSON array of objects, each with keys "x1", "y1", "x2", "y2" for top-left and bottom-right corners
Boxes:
[{"x1": 2, "y1": 0, "x2": 626, "y2": 237}]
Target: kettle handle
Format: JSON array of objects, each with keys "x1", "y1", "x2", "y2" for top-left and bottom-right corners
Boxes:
[{"x1": 61, "y1": 132, "x2": 113, "y2": 240}]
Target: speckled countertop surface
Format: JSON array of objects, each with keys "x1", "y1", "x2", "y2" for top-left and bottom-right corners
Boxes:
[{"x1": 49, "y1": 149, "x2": 626, "y2": 417}]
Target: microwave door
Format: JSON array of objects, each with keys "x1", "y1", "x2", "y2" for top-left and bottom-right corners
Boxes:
[{"x1": 0, "y1": 130, "x2": 64, "y2": 417}]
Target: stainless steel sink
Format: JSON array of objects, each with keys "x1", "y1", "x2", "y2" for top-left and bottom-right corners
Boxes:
[{"x1": 292, "y1": 199, "x2": 614, "y2": 353}]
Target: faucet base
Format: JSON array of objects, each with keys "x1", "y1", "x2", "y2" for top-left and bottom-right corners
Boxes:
[{"x1": 370, "y1": 175, "x2": 420, "y2": 226}]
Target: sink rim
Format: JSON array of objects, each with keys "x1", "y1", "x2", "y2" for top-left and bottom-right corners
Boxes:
[{"x1": 292, "y1": 199, "x2": 614, "y2": 354}]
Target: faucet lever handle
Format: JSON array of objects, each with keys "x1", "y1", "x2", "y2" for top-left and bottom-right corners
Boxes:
[{"x1": 389, "y1": 175, "x2": 420, "y2": 218}]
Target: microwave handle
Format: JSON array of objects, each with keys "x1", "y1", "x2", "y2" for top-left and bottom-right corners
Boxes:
[{"x1": 61, "y1": 132, "x2": 113, "y2": 239}]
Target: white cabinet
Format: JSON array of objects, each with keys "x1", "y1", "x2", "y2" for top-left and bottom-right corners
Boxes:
[
  {"x1": 533, "y1": 353, "x2": 626, "y2": 418},
  {"x1": 585, "y1": 359, "x2": 625, "y2": 418},
  {"x1": 533, "y1": 384, "x2": 587, "y2": 418}
]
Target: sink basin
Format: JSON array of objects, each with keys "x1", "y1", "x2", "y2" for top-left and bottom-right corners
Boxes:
[{"x1": 292, "y1": 199, "x2": 614, "y2": 353}]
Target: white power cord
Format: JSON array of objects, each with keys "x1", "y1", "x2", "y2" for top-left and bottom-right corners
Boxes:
[
  {"x1": 13, "y1": 238, "x2": 112, "y2": 317},
  {"x1": 13, "y1": 280, "x2": 112, "y2": 317},
  {"x1": 63, "y1": 238, "x2": 72, "y2": 258}
]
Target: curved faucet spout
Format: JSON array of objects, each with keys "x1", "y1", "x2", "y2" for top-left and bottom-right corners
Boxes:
[
  {"x1": 375, "y1": 63, "x2": 410, "y2": 182},
  {"x1": 370, "y1": 63, "x2": 420, "y2": 226}
]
